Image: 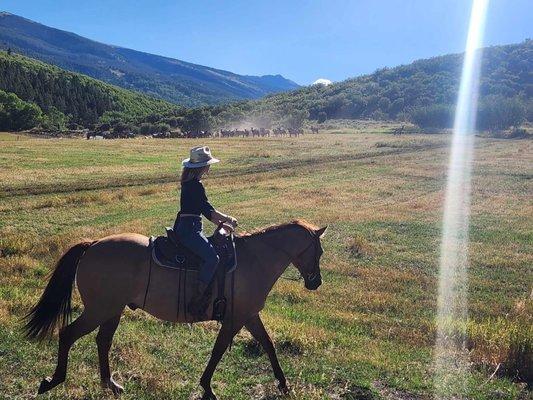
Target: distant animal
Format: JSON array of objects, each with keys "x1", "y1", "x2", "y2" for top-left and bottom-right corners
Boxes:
[
  {"x1": 24, "y1": 221, "x2": 326, "y2": 400},
  {"x1": 288, "y1": 128, "x2": 303, "y2": 137},
  {"x1": 152, "y1": 131, "x2": 170, "y2": 139},
  {"x1": 311, "y1": 127, "x2": 319, "y2": 134},
  {"x1": 392, "y1": 125, "x2": 405, "y2": 135},
  {"x1": 272, "y1": 127, "x2": 286, "y2": 137},
  {"x1": 185, "y1": 130, "x2": 213, "y2": 139}
]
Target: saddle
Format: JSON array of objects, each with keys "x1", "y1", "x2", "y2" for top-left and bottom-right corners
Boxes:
[
  {"x1": 150, "y1": 227, "x2": 236, "y2": 273},
  {"x1": 149, "y1": 225, "x2": 237, "y2": 321}
]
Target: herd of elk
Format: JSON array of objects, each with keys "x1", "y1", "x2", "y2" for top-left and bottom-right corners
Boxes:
[
  {"x1": 219, "y1": 127, "x2": 315, "y2": 138},
  {"x1": 87, "y1": 127, "x2": 320, "y2": 140}
]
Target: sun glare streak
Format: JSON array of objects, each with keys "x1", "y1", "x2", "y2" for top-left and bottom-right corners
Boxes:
[{"x1": 433, "y1": 0, "x2": 489, "y2": 398}]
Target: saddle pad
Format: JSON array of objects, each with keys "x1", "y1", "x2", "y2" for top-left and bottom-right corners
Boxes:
[{"x1": 151, "y1": 236, "x2": 199, "y2": 270}]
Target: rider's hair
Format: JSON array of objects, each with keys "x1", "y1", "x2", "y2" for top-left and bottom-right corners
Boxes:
[{"x1": 181, "y1": 166, "x2": 209, "y2": 184}]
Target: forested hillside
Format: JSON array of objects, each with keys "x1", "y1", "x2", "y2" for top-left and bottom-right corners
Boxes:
[
  {"x1": 0, "y1": 12, "x2": 299, "y2": 106},
  {"x1": 206, "y1": 40, "x2": 532, "y2": 129},
  {"x1": 0, "y1": 52, "x2": 180, "y2": 130},
  {"x1": 0, "y1": 41, "x2": 530, "y2": 134}
]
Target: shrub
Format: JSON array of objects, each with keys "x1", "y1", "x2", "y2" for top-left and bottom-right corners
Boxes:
[
  {"x1": 112, "y1": 121, "x2": 132, "y2": 133},
  {"x1": 284, "y1": 109, "x2": 309, "y2": 129},
  {"x1": 370, "y1": 110, "x2": 387, "y2": 121},
  {"x1": 140, "y1": 122, "x2": 156, "y2": 135},
  {"x1": 40, "y1": 106, "x2": 68, "y2": 131},
  {"x1": 0, "y1": 90, "x2": 42, "y2": 131},
  {"x1": 156, "y1": 122, "x2": 171, "y2": 132},
  {"x1": 477, "y1": 96, "x2": 526, "y2": 131},
  {"x1": 409, "y1": 104, "x2": 454, "y2": 128},
  {"x1": 507, "y1": 127, "x2": 529, "y2": 139}
]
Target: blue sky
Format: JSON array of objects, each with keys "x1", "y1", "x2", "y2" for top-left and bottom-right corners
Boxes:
[{"x1": 2, "y1": 0, "x2": 531, "y2": 84}]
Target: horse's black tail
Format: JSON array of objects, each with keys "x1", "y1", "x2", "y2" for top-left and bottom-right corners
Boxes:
[{"x1": 23, "y1": 241, "x2": 94, "y2": 341}]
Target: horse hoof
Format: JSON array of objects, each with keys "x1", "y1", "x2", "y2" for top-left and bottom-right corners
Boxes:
[
  {"x1": 102, "y1": 378, "x2": 124, "y2": 397},
  {"x1": 278, "y1": 382, "x2": 291, "y2": 396},
  {"x1": 201, "y1": 392, "x2": 217, "y2": 400},
  {"x1": 37, "y1": 377, "x2": 56, "y2": 394}
]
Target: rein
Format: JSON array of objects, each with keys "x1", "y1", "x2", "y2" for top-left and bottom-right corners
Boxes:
[
  {"x1": 241, "y1": 230, "x2": 319, "y2": 283},
  {"x1": 280, "y1": 273, "x2": 303, "y2": 282}
]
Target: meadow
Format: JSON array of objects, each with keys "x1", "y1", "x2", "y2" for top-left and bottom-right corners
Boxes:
[{"x1": 0, "y1": 127, "x2": 531, "y2": 400}]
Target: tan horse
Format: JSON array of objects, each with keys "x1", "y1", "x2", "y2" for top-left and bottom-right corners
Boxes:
[{"x1": 25, "y1": 220, "x2": 326, "y2": 399}]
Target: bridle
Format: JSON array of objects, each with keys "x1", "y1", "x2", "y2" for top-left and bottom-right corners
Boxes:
[
  {"x1": 279, "y1": 235, "x2": 321, "y2": 284},
  {"x1": 238, "y1": 225, "x2": 322, "y2": 284}
]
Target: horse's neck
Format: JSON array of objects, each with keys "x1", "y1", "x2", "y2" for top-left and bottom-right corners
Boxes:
[{"x1": 238, "y1": 228, "x2": 295, "y2": 289}]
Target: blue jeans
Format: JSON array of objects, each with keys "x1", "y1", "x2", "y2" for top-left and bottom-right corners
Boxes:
[{"x1": 175, "y1": 217, "x2": 219, "y2": 284}]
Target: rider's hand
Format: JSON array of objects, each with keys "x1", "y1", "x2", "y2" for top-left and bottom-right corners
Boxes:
[{"x1": 222, "y1": 222, "x2": 235, "y2": 233}]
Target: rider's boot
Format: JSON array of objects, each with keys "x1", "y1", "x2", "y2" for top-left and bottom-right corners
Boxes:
[{"x1": 188, "y1": 280, "x2": 211, "y2": 321}]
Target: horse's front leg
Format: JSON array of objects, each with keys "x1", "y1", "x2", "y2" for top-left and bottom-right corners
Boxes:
[
  {"x1": 245, "y1": 314, "x2": 289, "y2": 395},
  {"x1": 200, "y1": 321, "x2": 243, "y2": 400}
]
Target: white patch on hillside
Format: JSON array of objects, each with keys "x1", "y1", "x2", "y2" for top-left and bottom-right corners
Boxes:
[
  {"x1": 110, "y1": 68, "x2": 125, "y2": 78},
  {"x1": 312, "y1": 78, "x2": 332, "y2": 86}
]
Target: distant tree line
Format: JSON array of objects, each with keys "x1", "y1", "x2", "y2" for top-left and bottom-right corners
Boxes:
[
  {"x1": 0, "y1": 52, "x2": 181, "y2": 131},
  {"x1": 409, "y1": 96, "x2": 528, "y2": 130},
  {"x1": 202, "y1": 41, "x2": 531, "y2": 131},
  {"x1": 0, "y1": 41, "x2": 531, "y2": 134}
]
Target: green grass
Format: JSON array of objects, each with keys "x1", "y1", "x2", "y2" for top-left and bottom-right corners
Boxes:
[{"x1": 0, "y1": 128, "x2": 531, "y2": 399}]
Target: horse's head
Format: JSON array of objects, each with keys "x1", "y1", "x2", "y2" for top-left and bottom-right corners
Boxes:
[{"x1": 293, "y1": 226, "x2": 327, "y2": 290}]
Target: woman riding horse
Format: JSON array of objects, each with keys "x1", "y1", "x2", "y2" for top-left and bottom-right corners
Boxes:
[
  {"x1": 24, "y1": 147, "x2": 327, "y2": 399},
  {"x1": 175, "y1": 146, "x2": 237, "y2": 319}
]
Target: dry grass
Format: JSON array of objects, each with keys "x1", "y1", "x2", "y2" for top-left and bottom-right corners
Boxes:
[
  {"x1": 0, "y1": 128, "x2": 531, "y2": 399},
  {"x1": 467, "y1": 294, "x2": 532, "y2": 384}
]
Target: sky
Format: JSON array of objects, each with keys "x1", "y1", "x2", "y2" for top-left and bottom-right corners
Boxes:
[{"x1": 2, "y1": 0, "x2": 531, "y2": 85}]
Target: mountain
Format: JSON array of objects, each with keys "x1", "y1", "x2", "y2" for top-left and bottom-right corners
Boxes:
[
  {"x1": 0, "y1": 12, "x2": 299, "y2": 106},
  {"x1": 0, "y1": 51, "x2": 180, "y2": 129},
  {"x1": 206, "y1": 40, "x2": 532, "y2": 129},
  {"x1": 1, "y1": 14, "x2": 529, "y2": 134}
]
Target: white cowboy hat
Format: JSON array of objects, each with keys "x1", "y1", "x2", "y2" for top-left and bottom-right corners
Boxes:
[{"x1": 182, "y1": 146, "x2": 220, "y2": 168}]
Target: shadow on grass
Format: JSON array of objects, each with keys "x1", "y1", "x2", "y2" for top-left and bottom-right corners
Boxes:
[{"x1": 242, "y1": 338, "x2": 304, "y2": 359}]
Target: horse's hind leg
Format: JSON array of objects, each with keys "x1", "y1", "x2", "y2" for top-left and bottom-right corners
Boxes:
[
  {"x1": 96, "y1": 313, "x2": 124, "y2": 396},
  {"x1": 38, "y1": 311, "x2": 100, "y2": 394}
]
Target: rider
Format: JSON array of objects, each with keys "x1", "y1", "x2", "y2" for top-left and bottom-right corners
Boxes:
[{"x1": 174, "y1": 146, "x2": 237, "y2": 319}]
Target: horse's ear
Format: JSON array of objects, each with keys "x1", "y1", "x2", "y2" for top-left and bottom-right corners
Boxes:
[{"x1": 315, "y1": 226, "x2": 328, "y2": 238}]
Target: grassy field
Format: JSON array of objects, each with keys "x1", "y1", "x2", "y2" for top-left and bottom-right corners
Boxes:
[{"x1": 0, "y1": 127, "x2": 531, "y2": 400}]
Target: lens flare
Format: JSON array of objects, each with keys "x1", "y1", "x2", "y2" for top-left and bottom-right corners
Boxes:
[{"x1": 433, "y1": 0, "x2": 489, "y2": 398}]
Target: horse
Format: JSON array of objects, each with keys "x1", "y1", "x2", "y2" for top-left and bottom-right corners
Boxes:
[{"x1": 24, "y1": 220, "x2": 326, "y2": 399}]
